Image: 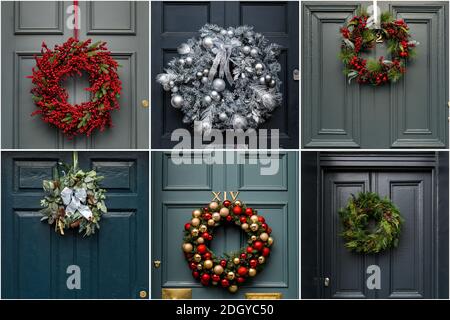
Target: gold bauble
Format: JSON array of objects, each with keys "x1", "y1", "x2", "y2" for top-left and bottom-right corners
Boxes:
[
  {"x1": 191, "y1": 217, "x2": 200, "y2": 227},
  {"x1": 197, "y1": 264, "x2": 203, "y2": 270},
  {"x1": 209, "y1": 201, "x2": 219, "y2": 211},
  {"x1": 248, "y1": 268, "x2": 257, "y2": 277},
  {"x1": 250, "y1": 215, "x2": 259, "y2": 223},
  {"x1": 251, "y1": 235, "x2": 257, "y2": 241},
  {"x1": 204, "y1": 259, "x2": 213, "y2": 269},
  {"x1": 191, "y1": 228, "x2": 199, "y2": 237},
  {"x1": 228, "y1": 285, "x2": 238, "y2": 293},
  {"x1": 219, "y1": 207, "x2": 229, "y2": 217},
  {"x1": 182, "y1": 243, "x2": 193, "y2": 253},
  {"x1": 199, "y1": 225, "x2": 207, "y2": 233},
  {"x1": 241, "y1": 223, "x2": 249, "y2": 230},
  {"x1": 233, "y1": 257, "x2": 240, "y2": 265},
  {"x1": 197, "y1": 237, "x2": 204, "y2": 244},
  {"x1": 192, "y1": 209, "x2": 202, "y2": 218},
  {"x1": 259, "y1": 232, "x2": 269, "y2": 242},
  {"x1": 258, "y1": 256, "x2": 265, "y2": 264},
  {"x1": 193, "y1": 254, "x2": 202, "y2": 262},
  {"x1": 250, "y1": 223, "x2": 259, "y2": 232},
  {"x1": 268, "y1": 237, "x2": 274, "y2": 246},
  {"x1": 234, "y1": 200, "x2": 242, "y2": 206},
  {"x1": 227, "y1": 271, "x2": 235, "y2": 280},
  {"x1": 214, "y1": 265, "x2": 224, "y2": 275},
  {"x1": 208, "y1": 219, "x2": 215, "y2": 226},
  {"x1": 212, "y1": 212, "x2": 221, "y2": 222}
]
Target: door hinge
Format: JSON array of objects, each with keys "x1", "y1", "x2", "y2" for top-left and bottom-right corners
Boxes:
[{"x1": 293, "y1": 69, "x2": 300, "y2": 81}]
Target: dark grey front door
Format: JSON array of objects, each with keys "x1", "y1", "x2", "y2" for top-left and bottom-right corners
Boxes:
[
  {"x1": 151, "y1": 1, "x2": 299, "y2": 148},
  {"x1": 1, "y1": 1, "x2": 149, "y2": 149},
  {"x1": 322, "y1": 168, "x2": 435, "y2": 298},
  {"x1": 302, "y1": 1, "x2": 448, "y2": 148}
]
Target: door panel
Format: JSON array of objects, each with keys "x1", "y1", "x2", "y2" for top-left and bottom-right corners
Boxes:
[
  {"x1": 1, "y1": 1, "x2": 149, "y2": 149},
  {"x1": 1, "y1": 152, "x2": 149, "y2": 299},
  {"x1": 322, "y1": 169, "x2": 434, "y2": 299},
  {"x1": 151, "y1": 1, "x2": 299, "y2": 148},
  {"x1": 302, "y1": 1, "x2": 448, "y2": 148},
  {"x1": 152, "y1": 151, "x2": 299, "y2": 298}
]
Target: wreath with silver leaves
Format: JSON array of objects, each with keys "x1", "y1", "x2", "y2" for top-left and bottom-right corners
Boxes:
[{"x1": 157, "y1": 24, "x2": 282, "y2": 133}]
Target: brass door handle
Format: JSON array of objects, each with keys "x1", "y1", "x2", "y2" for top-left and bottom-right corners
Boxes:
[
  {"x1": 141, "y1": 99, "x2": 149, "y2": 108},
  {"x1": 154, "y1": 260, "x2": 161, "y2": 268}
]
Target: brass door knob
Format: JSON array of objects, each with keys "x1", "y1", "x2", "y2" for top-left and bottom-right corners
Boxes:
[
  {"x1": 141, "y1": 99, "x2": 149, "y2": 108},
  {"x1": 154, "y1": 260, "x2": 161, "y2": 268}
]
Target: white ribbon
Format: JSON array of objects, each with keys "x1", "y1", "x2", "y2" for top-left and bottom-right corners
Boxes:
[
  {"x1": 61, "y1": 187, "x2": 93, "y2": 220},
  {"x1": 208, "y1": 38, "x2": 241, "y2": 85}
]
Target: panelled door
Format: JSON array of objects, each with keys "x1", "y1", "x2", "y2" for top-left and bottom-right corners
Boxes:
[
  {"x1": 322, "y1": 168, "x2": 435, "y2": 298},
  {"x1": 302, "y1": 1, "x2": 448, "y2": 148},
  {"x1": 1, "y1": 151, "x2": 149, "y2": 299},
  {"x1": 151, "y1": 1, "x2": 299, "y2": 148},
  {"x1": 1, "y1": 1, "x2": 149, "y2": 149},
  {"x1": 152, "y1": 151, "x2": 299, "y2": 299}
]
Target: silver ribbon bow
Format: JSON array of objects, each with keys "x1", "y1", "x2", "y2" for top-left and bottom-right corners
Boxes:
[
  {"x1": 61, "y1": 187, "x2": 93, "y2": 220},
  {"x1": 208, "y1": 38, "x2": 241, "y2": 85}
]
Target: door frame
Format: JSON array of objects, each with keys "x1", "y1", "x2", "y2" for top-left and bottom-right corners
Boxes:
[{"x1": 311, "y1": 152, "x2": 448, "y2": 299}]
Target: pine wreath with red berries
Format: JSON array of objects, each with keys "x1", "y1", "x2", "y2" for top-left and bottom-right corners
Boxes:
[
  {"x1": 182, "y1": 199, "x2": 273, "y2": 293},
  {"x1": 339, "y1": 10, "x2": 418, "y2": 86},
  {"x1": 28, "y1": 38, "x2": 122, "y2": 137}
]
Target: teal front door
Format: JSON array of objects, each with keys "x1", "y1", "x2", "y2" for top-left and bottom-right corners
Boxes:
[
  {"x1": 1, "y1": 151, "x2": 149, "y2": 299},
  {"x1": 151, "y1": 151, "x2": 299, "y2": 299}
]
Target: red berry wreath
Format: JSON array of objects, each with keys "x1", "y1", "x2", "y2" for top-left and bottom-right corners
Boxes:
[
  {"x1": 28, "y1": 38, "x2": 122, "y2": 137},
  {"x1": 182, "y1": 199, "x2": 273, "y2": 293},
  {"x1": 340, "y1": 10, "x2": 418, "y2": 86}
]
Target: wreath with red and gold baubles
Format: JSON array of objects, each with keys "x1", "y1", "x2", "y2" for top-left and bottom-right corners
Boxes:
[{"x1": 182, "y1": 199, "x2": 273, "y2": 293}]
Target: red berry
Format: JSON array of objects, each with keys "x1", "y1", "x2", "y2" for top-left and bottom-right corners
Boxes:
[
  {"x1": 226, "y1": 215, "x2": 232, "y2": 222},
  {"x1": 240, "y1": 253, "x2": 247, "y2": 260},
  {"x1": 220, "y1": 260, "x2": 227, "y2": 267},
  {"x1": 197, "y1": 244, "x2": 207, "y2": 254},
  {"x1": 184, "y1": 223, "x2": 191, "y2": 231},
  {"x1": 245, "y1": 208, "x2": 253, "y2": 216},
  {"x1": 223, "y1": 200, "x2": 231, "y2": 207},
  {"x1": 192, "y1": 271, "x2": 200, "y2": 278},
  {"x1": 221, "y1": 279, "x2": 230, "y2": 287},
  {"x1": 237, "y1": 266, "x2": 248, "y2": 276},
  {"x1": 258, "y1": 216, "x2": 265, "y2": 223},
  {"x1": 240, "y1": 216, "x2": 247, "y2": 224},
  {"x1": 253, "y1": 241, "x2": 264, "y2": 251},
  {"x1": 233, "y1": 206, "x2": 242, "y2": 215},
  {"x1": 262, "y1": 247, "x2": 271, "y2": 257},
  {"x1": 250, "y1": 259, "x2": 257, "y2": 268}
]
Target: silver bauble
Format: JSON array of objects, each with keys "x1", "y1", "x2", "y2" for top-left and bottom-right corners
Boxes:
[
  {"x1": 212, "y1": 78, "x2": 226, "y2": 92},
  {"x1": 220, "y1": 29, "x2": 227, "y2": 35},
  {"x1": 169, "y1": 80, "x2": 175, "y2": 88},
  {"x1": 227, "y1": 30, "x2": 234, "y2": 37},
  {"x1": 265, "y1": 75, "x2": 272, "y2": 83},
  {"x1": 202, "y1": 37, "x2": 214, "y2": 49},
  {"x1": 171, "y1": 86, "x2": 179, "y2": 93},
  {"x1": 210, "y1": 90, "x2": 220, "y2": 101},
  {"x1": 171, "y1": 95, "x2": 184, "y2": 109},
  {"x1": 253, "y1": 76, "x2": 258, "y2": 80},
  {"x1": 185, "y1": 57, "x2": 193, "y2": 66},
  {"x1": 256, "y1": 70, "x2": 263, "y2": 76},
  {"x1": 262, "y1": 93, "x2": 275, "y2": 109},
  {"x1": 203, "y1": 95, "x2": 212, "y2": 105},
  {"x1": 196, "y1": 72, "x2": 203, "y2": 78},
  {"x1": 255, "y1": 63, "x2": 264, "y2": 71},
  {"x1": 178, "y1": 58, "x2": 185, "y2": 66},
  {"x1": 259, "y1": 77, "x2": 266, "y2": 85},
  {"x1": 202, "y1": 121, "x2": 212, "y2": 133},
  {"x1": 201, "y1": 77, "x2": 209, "y2": 84},
  {"x1": 241, "y1": 73, "x2": 246, "y2": 79},
  {"x1": 233, "y1": 115, "x2": 248, "y2": 130},
  {"x1": 242, "y1": 46, "x2": 251, "y2": 55},
  {"x1": 268, "y1": 79, "x2": 276, "y2": 88},
  {"x1": 219, "y1": 112, "x2": 228, "y2": 121},
  {"x1": 203, "y1": 69, "x2": 210, "y2": 76},
  {"x1": 163, "y1": 84, "x2": 171, "y2": 91},
  {"x1": 250, "y1": 48, "x2": 258, "y2": 57},
  {"x1": 177, "y1": 43, "x2": 191, "y2": 55}
]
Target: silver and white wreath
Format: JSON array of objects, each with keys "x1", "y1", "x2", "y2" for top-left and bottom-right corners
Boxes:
[{"x1": 156, "y1": 24, "x2": 282, "y2": 132}]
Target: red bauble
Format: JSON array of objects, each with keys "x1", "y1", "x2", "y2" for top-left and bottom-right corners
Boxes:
[
  {"x1": 192, "y1": 271, "x2": 200, "y2": 278},
  {"x1": 204, "y1": 213, "x2": 212, "y2": 220},
  {"x1": 261, "y1": 223, "x2": 268, "y2": 230},
  {"x1": 258, "y1": 216, "x2": 265, "y2": 223},
  {"x1": 184, "y1": 223, "x2": 191, "y2": 230},
  {"x1": 233, "y1": 206, "x2": 243, "y2": 215},
  {"x1": 201, "y1": 273, "x2": 211, "y2": 282},
  {"x1": 237, "y1": 277, "x2": 245, "y2": 284},
  {"x1": 250, "y1": 259, "x2": 257, "y2": 268},
  {"x1": 240, "y1": 253, "x2": 247, "y2": 260},
  {"x1": 202, "y1": 232, "x2": 209, "y2": 240},
  {"x1": 212, "y1": 274, "x2": 220, "y2": 282},
  {"x1": 190, "y1": 262, "x2": 197, "y2": 270},
  {"x1": 237, "y1": 266, "x2": 248, "y2": 276},
  {"x1": 226, "y1": 215, "x2": 232, "y2": 222},
  {"x1": 203, "y1": 207, "x2": 209, "y2": 212},
  {"x1": 240, "y1": 216, "x2": 247, "y2": 224},
  {"x1": 197, "y1": 244, "x2": 207, "y2": 254},
  {"x1": 253, "y1": 241, "x2": 264, "y2": 251},
  {"x1": 221, "y1": 279, "x2": 230, "y2": 287},
  {"x1": 203, "y1": 252, "x2": 211, "y2": 260},
  {"x1": 208, "y1": 234, "x2": 213, "y2": 240},
  {"x1": 246, "y1": 246, "x2": 254, "y2": 254},
  {"x1": 267, "y1": 227, "x2": 272, "y2": 234},
  {"x1": 223, "y1": 200, "x2": 231, "y2": 207},
  {"x1": 262, "y1": 247, "x2": 271, "y2": 257},
  {"x1": 245, "y1": 208, "x2": 253, "y2": 216},
  {"x1": 220, "y1": 260, "x2": 227, "y2": 267}
]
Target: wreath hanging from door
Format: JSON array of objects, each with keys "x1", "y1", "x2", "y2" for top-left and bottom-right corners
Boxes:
[
  {"x1": 28, "y1": 38, "x2": 122, "y2": 137},
  {"x1": 339, "y1": 192, "x2": 404, "y2": 254},
  {"x1": 39, "y1": 152, "x2": 107, "y2": 236},
  {"x1": 156, "y1": 24, "x2": 282, "y2": 133},
  {"x1": 339, "y1": 10, "x2": 418, "y2": 86},
  {"x1": 182, "y1": 199, "x2": 273, "y2": 293}
]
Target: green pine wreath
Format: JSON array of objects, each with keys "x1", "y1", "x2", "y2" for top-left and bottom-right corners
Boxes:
[{"x1": 339, "y1": 192, "x2": 404, "y2": 254}]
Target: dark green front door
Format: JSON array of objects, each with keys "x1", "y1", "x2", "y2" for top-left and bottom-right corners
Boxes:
[
  {"x1": 151, "y1": 151, "x2": 299, "y2": 299},
  {"x1": 1, "y1": 151, "x2": 149, "y2": 299}
]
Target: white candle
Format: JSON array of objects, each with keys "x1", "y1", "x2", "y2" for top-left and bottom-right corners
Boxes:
[{"x1": 373, "y1": 0, "x2": 378, "y2": 26}]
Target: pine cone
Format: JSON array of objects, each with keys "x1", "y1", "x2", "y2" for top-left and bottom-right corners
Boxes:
[
  {"x1": 58, "y1": 207, "x2": 66, "y2": 217},
  {"x1": 70, "y1": 220, "x2": 81, "y2": 228}
]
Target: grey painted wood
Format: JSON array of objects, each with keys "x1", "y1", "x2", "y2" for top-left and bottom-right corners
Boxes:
[
  {"x1": 151, "y1": 1, "x2": 299, "y2": 148},
  {"x1": 1, "y1": 151, "x2": 149, "y2": 299},
  {"x1": 151, "y1": 151, "x2": 299, "y2": 299},
  {"x1": 1, "y1": 1, "x2": 149, "y2": 149},
  {"x1": 302, "y1": 2, "x2": 448, "y2": 148}
]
